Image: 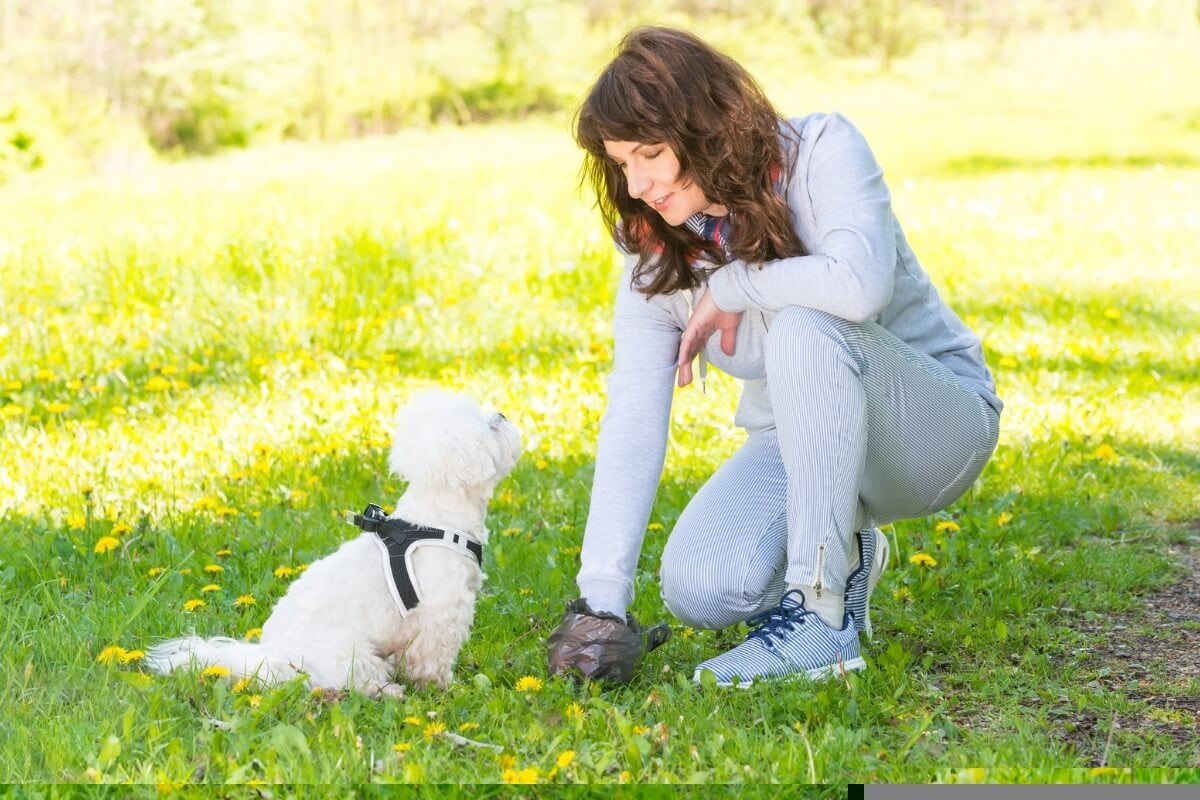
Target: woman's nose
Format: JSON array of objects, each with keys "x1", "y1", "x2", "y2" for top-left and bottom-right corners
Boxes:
[{"x1": 626, "y1": 166, "x2": 649, "y2": 199}]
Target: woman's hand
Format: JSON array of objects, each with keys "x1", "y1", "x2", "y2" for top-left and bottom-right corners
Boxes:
[
  {"x1": 676, "y1": 289, "x2": 741, "y2": 388},
  {"x1": 547, "y1": 599, "x2": 671, "y2": 683}
]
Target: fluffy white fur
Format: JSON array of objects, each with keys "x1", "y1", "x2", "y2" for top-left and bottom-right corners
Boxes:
[{"x1": 145, "y1": 390, "x2": 521, "y2": 698}]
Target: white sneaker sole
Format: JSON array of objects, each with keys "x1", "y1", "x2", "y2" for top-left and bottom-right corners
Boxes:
[
  {"x1": 863, "y1": 529, "x2": 889, "y2": 641},
  {"x1": 693, "y1": 657, "x2": 867, "y2": 688}
]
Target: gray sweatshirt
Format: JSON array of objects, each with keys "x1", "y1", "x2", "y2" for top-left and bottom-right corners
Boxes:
[{"x1": 576, "y1": 113, "x2": 1001, "y2": 616}]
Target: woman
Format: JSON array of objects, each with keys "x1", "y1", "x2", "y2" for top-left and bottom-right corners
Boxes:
[{"x1": 546, "y1": 27, "x2": 1001, "y2": 687}]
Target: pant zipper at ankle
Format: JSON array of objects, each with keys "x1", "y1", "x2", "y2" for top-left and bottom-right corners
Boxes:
[{"x1": 812, "y1": 544, "x2": 825, "y2": 598}]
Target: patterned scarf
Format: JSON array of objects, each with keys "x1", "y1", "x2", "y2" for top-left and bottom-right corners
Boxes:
[{"x1": 681, "y1": 163, "x2": 784, "y2": 261}]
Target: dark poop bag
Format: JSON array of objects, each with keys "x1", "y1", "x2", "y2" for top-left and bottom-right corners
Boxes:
[{"x1": 546, "y1": 598, "x2": 671, "y2": 684}]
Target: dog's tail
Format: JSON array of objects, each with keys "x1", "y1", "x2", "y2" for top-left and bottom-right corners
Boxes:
[{"x1": 145, "y1": 636, "x2": 299, "y2": 683}]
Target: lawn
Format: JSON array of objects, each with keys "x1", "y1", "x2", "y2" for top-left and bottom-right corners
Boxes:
[{"x1": 0, "y1": 31, "x2": 1197, "y2": 786}]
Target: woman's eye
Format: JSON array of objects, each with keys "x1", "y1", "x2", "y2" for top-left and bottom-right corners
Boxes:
[{"x1": 646, "y1": 150, "x2": 661, "y2": 160}]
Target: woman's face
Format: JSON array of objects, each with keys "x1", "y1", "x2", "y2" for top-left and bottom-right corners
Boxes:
[{"x1": 603, "y1": 140, "x2": 727, "y2": 226}]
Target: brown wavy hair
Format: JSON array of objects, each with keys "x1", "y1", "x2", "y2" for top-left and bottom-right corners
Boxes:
[{"x1": 575, "y1": 26, "x2": 805, "y2": 296}]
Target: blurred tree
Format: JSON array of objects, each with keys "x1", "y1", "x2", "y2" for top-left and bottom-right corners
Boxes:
[
  {"x1": 0, "y1": 0, "x2": 1195, "y2": 172},
  {"x1": 807, "y1": 0, "x2": 945, "y2": 67}
]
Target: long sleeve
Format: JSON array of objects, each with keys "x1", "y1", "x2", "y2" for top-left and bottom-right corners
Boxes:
[
  {"x1": 576, "y1": 255, "x2": 681, "y2": 616},
  {"x1": 706, "y1": 114, "x2": 896, "y2": 323}
]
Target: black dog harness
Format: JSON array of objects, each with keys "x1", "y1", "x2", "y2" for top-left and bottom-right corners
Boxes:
[{"x1": 347, "y1": 503, "x2": 484, "y2": 616}]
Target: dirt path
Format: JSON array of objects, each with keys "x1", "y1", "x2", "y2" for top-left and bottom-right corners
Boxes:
[{"x1": 1063, "y1": 531, "x2": 1200, "y2": 765}]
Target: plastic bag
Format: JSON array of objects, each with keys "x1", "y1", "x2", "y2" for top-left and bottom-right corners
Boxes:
[{"x1": 546, "y1": 598, "x2": 671, "y2": 683}]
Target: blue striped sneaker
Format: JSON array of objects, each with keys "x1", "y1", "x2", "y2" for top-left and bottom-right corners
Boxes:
[
  {"x1": 845, "y1": 527, "x2": 888, "y2": 640},
  {"x1": 692, "y1": 590, "x2": 864, "y2": 687}
]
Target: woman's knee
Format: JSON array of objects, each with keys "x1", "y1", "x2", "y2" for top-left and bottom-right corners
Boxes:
[
  {"x1": 660, "y1": 535, "x2": 775, "y2": 630},
  {"x1": 765, "y1": 306, "x2": 860, "y2": 376},
  {"x1": 767, "y1": 306, "x2": 853, "y2": 346}
]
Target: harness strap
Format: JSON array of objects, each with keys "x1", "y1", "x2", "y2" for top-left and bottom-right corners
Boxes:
[{"x1": 346, "y1": 504, "x2": 483, "y2": 614}]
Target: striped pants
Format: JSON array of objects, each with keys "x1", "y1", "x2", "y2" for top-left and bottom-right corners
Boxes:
[{"x1": 660, "y1": 306, "x2": 999, "y2": 630}]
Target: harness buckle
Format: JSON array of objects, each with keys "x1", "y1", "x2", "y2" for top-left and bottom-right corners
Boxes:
[{"x1": 347, "y1": 503, "x2": 388, "y2": 530}]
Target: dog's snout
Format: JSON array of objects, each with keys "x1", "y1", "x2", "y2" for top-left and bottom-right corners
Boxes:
[{"x1": 496, "y1": 412, "x2": 507, "y2": 421}]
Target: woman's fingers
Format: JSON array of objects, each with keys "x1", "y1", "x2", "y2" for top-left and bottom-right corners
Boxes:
[
  {"x1": 676, "y1": 323, "x2": 708, "y2": 387},
  {"x1": 720, "y1": 323, "x2": 738, "y2": 356}
]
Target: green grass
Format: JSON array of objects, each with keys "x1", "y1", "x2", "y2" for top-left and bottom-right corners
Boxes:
[{"x1": 1, "y1": 31, "x2": 1198, "y2": 786}]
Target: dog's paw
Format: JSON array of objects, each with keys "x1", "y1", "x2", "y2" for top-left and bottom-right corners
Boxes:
[{"x1": 381, "y1": 682, "x2": 406, "y2": 700}]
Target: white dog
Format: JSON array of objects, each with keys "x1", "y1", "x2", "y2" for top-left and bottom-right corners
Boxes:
[{"x1": 146, "y1": 390, "x2": 521, "y2": 698}]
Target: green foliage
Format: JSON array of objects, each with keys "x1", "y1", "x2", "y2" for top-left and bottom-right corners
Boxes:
[
  {"x1": 0, "y1": 31, "x2": 1198, "y2": 785},
  {"x1": 1, "y1": 0, "x2": 1197, "y2": 173}
]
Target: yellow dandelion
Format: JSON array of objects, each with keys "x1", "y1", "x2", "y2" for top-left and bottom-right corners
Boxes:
[
  {"x1": 68, "y1": 513, "x2": 87, "y2": 531},
  {"x1": 565, "y1": 702, "x2": 586, "y2": 721},
  {"x1": 393, "y1": 742, "x2": 412, "y2": 752},
  {"x1": 193, "y1": 497, "x2": 218, "y2": 511},
  {"x1": 97, "y1": 646, "x2": 127, "y2": 665},
  {"x1": 93, "y1": 536, "x2": 119, "y2": 554},
  {"x1": 183, "y1": 599, "x2": 207, "y2": 611},
  {"x1": 518, "y1": 588, "x2": 532, "y2": 596},
  {"x1": 996, "y1": 511, "x2": 1014, "y2": 527},
  {"x1": 1, "y1": 403, "x2": 24, "y2": 418},
  {"x1": 503, "y1": 767, "x2": 539, "y2": 785},
  {"x1": 111, "y1": 522, "x2": 133, "y2": 536},
  {"x1": 178, "y1": 568, "x2": 192, "y2": 575},
  {"x1": 160, "y1": 364, "x2": 178, "y2": 376},
  {"x1": 215, "y1": 507, "x2": 238, "y2": 518},
  {"x1": 404, "y1": 716, "x2": 422, "y2": 726},
  {"x1": 290, "y1": 489, "x2": 309, "y2": 502},
  {"x1": 499, "y1": 753, "x2": 516, "y2": 770},
  {"x1": 202, "y1": 564, "x2": 224, "y2": 575},
  {"x1": 515, "y1": 675, "x2": 543, "y2": 692},
  {"x1": 556, "y1": 750, "x2": 576, "y2": 770},
  {"x1": 234, "y1": 594, "x2": 256, "y2": 608},
  {"x1": 458, "y1": 722, "x2": 480, "y2": 732},
  {"x1": 423, "y1": 721, "x2": 446, "y2": 742},
  {"x1": 647, "y1": 522, "x2": 664, "y2": 531},
  {"x1": 247, "y1": 694, "x2": 262, "y2": 707},
  {"x1": 1103, "y1": 307, "x2": 1122, "y2": 320},
  {"x1": 147, "y1": 567, "x2": 165, "y2": 577},
  {"x1": 893, "y1": 586, "x2": 914, "y2": 602},
  {"x1": 935, "y1": 520, "x2": 961, "y2": 533},
  {"x1": 998, "y1": 356, "x2": 1018, "y2": 369},
  {"x1": 535, "y1": 459, "x2": 548, "y2": 470},
  {"x1": 4, "y1": 379, "x2": 21, "y2": 391},
  {"x1": 35, "y1": 368, "x2": 56, "y2": 381},
  {"x1": 633, "y1": 725, "x2": 650, "y2": 735},
  {"x1": 232, "y1": 678, "x2": 252, "y2": 693},
  {"x1": 619, "y1": 770, "x2": 630, "y2": 783},
  {"x1": 296, "y1": 563, "x2": 309, "y2": 573},
  {"x1": 144, "y1": 376, "x2": 171, "y2": 392},
  {"x1": 216, "y1": 548, "x2": 232, "y2": 557},
  {"x1": 1092, "y1": 444, "x2": 1119, "y2": 464},
  {"x1": 67, "y1": 379, "x2": 83, "y2": 391},
  {"x1": 200, "y1": 584, "x2": 221, "y2": 593},
  {"x1": 186, "y1": 362, "x2": 207, "y2": 374},
  {"x1": 244, "y1": 628, "x2": 262, "y2": 641},
  {"x1": 201, "y1": 665, "x2": 231, "y2": 680},
  {"x1": 120, "y1": 649, "x2": 145, "y2": 664},
  {"x1": 45, "y1": 401, "x2": 71, "y2": 414},
  {"x1": 909, "y1": 553, "x2": 938, "y2": 568}
]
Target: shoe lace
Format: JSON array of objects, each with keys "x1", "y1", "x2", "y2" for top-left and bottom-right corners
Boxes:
[{"x1": 745, "y1": 601, "x2": 809, "y2": 648}]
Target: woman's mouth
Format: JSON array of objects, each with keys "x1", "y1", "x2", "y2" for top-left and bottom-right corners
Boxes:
[{"x1": 651, "y1": 193, "x2": 673, "y2": 211}]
